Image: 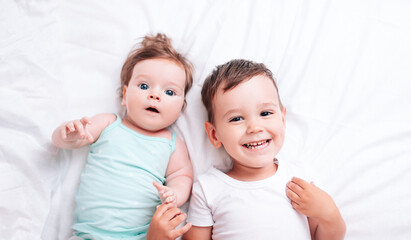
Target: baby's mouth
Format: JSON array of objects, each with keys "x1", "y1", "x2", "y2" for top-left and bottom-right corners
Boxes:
[
  {"x1": 243, "y1": 139, "x2": 270, "y2": 149},
  {"x1": 146, "y1": 107, "x2": 159, "y2": 113}
]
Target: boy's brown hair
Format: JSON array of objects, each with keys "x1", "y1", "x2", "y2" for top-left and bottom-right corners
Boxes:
[
  {"x1": 120, "y1": 33, "x2": 193, "y2": 98},
  {"x1": 201, "y1": 59, "x2": 283, "y2": 123}
]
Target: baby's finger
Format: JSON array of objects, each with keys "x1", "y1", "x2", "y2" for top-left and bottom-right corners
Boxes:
[
  {"x1": 80, "y1": 117, "x2": 92, "y2": 126},
  {"x1": 65, "y1": 121, "x2": 76, "y2": 133},
  {"x1": 162, "y1": 190, "x2": 174, "y2": 198},
  {"x1": 153, "y1": 181, "x2": 166, "y2": 194},
  {"x1": 165, "y1": 196, "x2": 176, "y2": 203},
  {"x1": 73, "y1": 120, "x2": 86, "y2": 137},
  {"x1": 61, "y1": 127, "x2": 69, "y2": 140},
  {"x1": 86, "y1": 134, "x2": 94, "y2": 142}
]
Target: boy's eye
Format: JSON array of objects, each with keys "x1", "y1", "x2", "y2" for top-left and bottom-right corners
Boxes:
[
  {"x1": 139, "y1": 83, "x2": 149, "y2": 90},
  {"x1": 229, "y1": 116, "x2": 243, "y2": 122},
  {"x1": 261, "y1": 111, "x2": 272, "y2": 117},
  {"x1": 165, "y1": 90, "x2": 175, "y2": 96}
]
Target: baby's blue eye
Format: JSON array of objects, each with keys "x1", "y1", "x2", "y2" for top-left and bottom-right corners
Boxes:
[
  {"x1": 229, "y1": 116, "x2": 243, "y2": 122},
  {"x1": 165, "y1": 90, "x2": 175, "y2": 96},
  {"x1": 261, "y1": 111, "x2": 272, "y2": 117},
  {"x1": 139, "y1": 83, "x2": 149, "y2": 90}
]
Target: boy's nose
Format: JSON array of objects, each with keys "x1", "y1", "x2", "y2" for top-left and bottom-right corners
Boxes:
[{"x1": 246, "y1": 120, "x2": 263, "y2": 134}]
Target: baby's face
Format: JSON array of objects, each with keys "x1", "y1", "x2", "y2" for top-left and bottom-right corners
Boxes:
[
  {"x1": 208, "y1": 75, "x2": 286, "y2": 171},
  {"x1": 122, "y1": 58, "x2": 186, "y2": 132}
]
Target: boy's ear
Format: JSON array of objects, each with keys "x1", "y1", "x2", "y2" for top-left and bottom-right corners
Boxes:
[
  {"x1": 282, "y1": 107, "x2": 287, "y2": 127},
  {"x1": 121, "y1": 86, "x2": 127, "y2": 106},
  {"x1": 205, "y1": 121, "x2": 222, "y2": 148}
]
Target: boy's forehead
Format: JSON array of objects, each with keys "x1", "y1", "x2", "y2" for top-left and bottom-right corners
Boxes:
[{"x1": 212, "y1": 75, "x2": 279, "y2": 109}]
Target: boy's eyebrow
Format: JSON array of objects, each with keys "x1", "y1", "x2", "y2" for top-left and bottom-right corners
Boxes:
[
  {"x1": 223, "y1": 108, "x2": 242, "y2": 119},
  {"x1": 222, "y1": 102, "x2": 279, "y2": 118}
]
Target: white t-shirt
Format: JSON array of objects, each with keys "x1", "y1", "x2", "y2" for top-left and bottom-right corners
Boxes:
[{"x1": 187, "y1": 160, "x2": 311, "y2": 240}]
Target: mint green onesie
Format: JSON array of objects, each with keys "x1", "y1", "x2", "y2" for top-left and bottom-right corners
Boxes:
[{"x1": 72, "y1": 115, "x2": 176, "y2": 240}]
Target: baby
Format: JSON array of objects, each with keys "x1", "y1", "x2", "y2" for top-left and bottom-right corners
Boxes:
[
  {"x1": 183, "y1": 59, "x2": 346, "y2": 240},
  {"x1": 52, "y1": 33, "x2": 193, "y2": 240}
]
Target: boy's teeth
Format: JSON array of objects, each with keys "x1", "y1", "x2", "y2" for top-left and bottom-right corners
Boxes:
[{"x1": 244, "y1": 140, "x2": 268, "y2": 149}]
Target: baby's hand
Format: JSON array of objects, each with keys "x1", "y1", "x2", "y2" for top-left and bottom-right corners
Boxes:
[
  {"x1": 61, "y1": 117, "x2": 94, "y2": 142},
  {"x1": 286, "y1": 177, "x2": 339, "y2": 222},
  {"x1": 153, "y1": 181, "x2": 177, "y2": 205}
]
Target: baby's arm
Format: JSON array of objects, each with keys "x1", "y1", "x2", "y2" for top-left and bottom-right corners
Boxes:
[
  {"x1": 52, "y1": 113, "x2": 116, "y2": 149},
  {"x1": 286, "y1": 177, "x2": 346, "y2": 240},
  {"x1": 154, "y1": 137, "x2": 193, "y2": 207}
]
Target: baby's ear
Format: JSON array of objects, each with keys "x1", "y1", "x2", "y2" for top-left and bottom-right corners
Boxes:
[
  {"x1": 282, "y1": 107, "x2": 287, "y2": 127},
  {"x1": 205, "y1": 121, "x2": 222, "y2": 148},
  {"x1": 121, "y1": 86, "x2": 128, "y2": 106}
]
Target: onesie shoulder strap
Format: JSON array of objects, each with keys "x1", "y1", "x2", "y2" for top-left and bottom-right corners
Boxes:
[{"x1": 169, "y1": 131, "x2": 177, "y2": 153}]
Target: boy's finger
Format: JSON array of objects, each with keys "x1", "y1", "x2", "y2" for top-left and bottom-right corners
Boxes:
[
  {"x1": 290, "y1": 200, "x2": 301, "y2": 210},
  {"x1": 153, "y1": 203, "x2": 174, "y2": 217},
  {"x1": 169, "y1": 212, "x2": 187, "y2": 228},
  {"x1": 162, "y1": 206, "x2": 182, "y2": 221},
  {"x1": 171, "y1": 222, "x2": 192, "y2": 238},
  {"x1": 287, "y1": 181, "x2": 304, "y2": 195},
  {"x1": 291, "y1": 177, "x2": 310, "y2": 190},
  {"x1": 286, "y1": 187, "x2": 300, "y2": 201}
]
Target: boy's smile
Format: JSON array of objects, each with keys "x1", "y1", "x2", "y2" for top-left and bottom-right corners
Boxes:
[
  {"x1": 243, "y1": 139, "x2": 271, "y2": 150},
  {"x1": 205, "y1": 74, "x2": 286, "y2": 181}
]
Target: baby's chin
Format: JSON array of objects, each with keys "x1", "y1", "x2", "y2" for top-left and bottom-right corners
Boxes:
[{"x1": 141, "y1": 121, "x2": 176, "y2": 133}]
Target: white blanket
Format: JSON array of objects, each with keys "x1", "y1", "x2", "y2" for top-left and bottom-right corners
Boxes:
[{"x1": 1, "y1": 0, "x2": 410, "y2": 239}]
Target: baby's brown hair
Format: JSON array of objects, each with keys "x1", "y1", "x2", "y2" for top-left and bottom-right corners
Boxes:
[
  {"x1": 120, "y1": 33, "x2": 193, "y2": 98},
  {"x1": 201, "y1": 59, "x2": 283, "y2": 123}
]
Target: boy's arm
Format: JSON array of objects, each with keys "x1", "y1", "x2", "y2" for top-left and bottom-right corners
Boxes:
[
  {"x1": 156, "y1": 137, "x2": 193, "y2": 207},
  {"x1": 286, "y1": 177, "x2": 346, "y2": 240},
  {"x1": 52, "y1": 113, "x2": 116, "y2": 149},
  {"x1": 182, "y1": 226, "x2": 212, "y2": 240}
]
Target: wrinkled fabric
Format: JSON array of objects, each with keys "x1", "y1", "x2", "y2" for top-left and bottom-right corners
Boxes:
[{"x1": 1, "y1": 1, "x2": 411, "y2": 240}]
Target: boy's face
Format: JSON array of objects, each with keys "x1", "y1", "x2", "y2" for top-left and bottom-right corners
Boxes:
[
  {"x1": 205, "y1": 75, "x2": 286, "y2": 174},
  {"x1": 122, "y1": 58, "x2": 186, "y2": 132}
]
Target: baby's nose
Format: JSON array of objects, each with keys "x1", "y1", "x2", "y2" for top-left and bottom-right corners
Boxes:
[{"x1": 148, "y1": 93, "x2": 160, "y2": 101}]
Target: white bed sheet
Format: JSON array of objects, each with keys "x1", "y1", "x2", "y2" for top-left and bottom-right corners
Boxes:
[{"x1": 1, "y1": 0, "x2": 411, "y2": 239}]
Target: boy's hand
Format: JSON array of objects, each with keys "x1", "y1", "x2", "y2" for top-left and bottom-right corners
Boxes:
[
  {"x1": 147, "y1": 203, "x2": 192, "y2": 240},
  {"x1": 286, "y1": 177, "x2": 339, "y2": 221},
  {"x1": 61, "y1": 117, "x2": 94, "y2": 142},
  {"x1": 153, "y1": 181, "x2": 177, "y2": 204}
]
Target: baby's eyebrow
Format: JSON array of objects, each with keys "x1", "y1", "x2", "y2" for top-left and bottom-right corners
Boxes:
[{"x1": 259, "y1": 102, "x2": 278, "y2": 109}]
